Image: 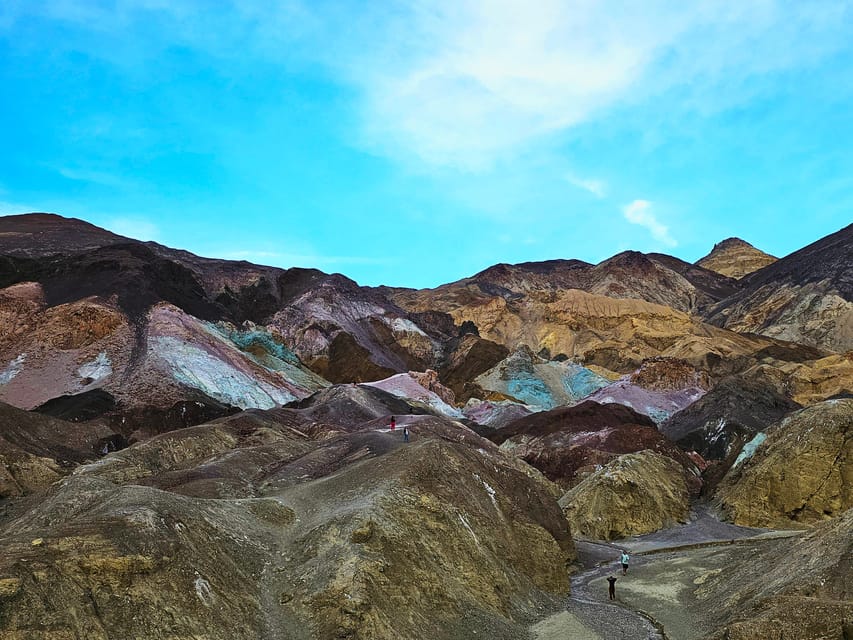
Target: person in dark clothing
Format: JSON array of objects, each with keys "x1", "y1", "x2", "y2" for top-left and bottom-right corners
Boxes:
[
  {"x1": 607, "y1": 576, "x2": 617, "y2": 600},
  {"x1": 403, "y1": 426, "x2": 409, "y2": 442}
]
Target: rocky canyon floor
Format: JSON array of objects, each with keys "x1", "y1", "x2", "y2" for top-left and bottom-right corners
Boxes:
[{"x1": 530, "y1": 508, "x2": 802, "y2": 640}]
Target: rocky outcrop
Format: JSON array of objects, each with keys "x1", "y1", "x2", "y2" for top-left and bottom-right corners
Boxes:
[
  {"x1": 696, "y1": 237, "x2": 777, "y2": 279},
  {"x1": 0, "y1": 409, "x2": 574, "y2": 639},
  {"x1": 363, "y1": 371, "x2": 461, "y2": 418},
  {"x1": 741, "y1": 351, "x2": 853, "y2": 406},
  {"x1": 438, "y1": 333, "x2": 509, "y2": 403},
  {"x1": 560, "y1": 450, "x2": 690, "y2": 540},
  {"x1": 582, "y1": 379, "x2": 705, "y2": 425},
  {"x1": 462, "y1": 398, "x2": 533, "y2": 429},
  {"x1": 406, "y1": 369, "x2": 456, "y2": 406},
  {"x1": 474, "y1": 346, "x2": 610, "y2": 411},
  {"x1": 715, "y1": 399, "x2": 853, "y2": 528},
  {"x1": 0, "y1": 296, "x2": 329, "y2": 435},
  {"x1": 707, "y1": 223, "x2": 853, "y2": 352},
  {"x1": 491, "y1": 401, "x2": 700, "y2": 491},
  {"x1": 628, "y1": 357, "x2": 710, "y2": 392},
  {"x1": 662, "y1": 375, "x2": 801, "y2": 461}
]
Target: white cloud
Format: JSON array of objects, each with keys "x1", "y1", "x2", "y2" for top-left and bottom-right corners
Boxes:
[
  {"x1": 622, "y1": 200, "x2": 676, "y2": 247},
  {"x1": 338, "y1": 1, "x2": 853, "y2": 170},
  {"x1": 4, "y1": 1, "x2": 851, "y2": 173},
  {"x1": 355, "y1": 0, "x2": 670, "y2": 169},
  {"x1": 566, "y1": 174, "x2": 606, "y2": 198}
]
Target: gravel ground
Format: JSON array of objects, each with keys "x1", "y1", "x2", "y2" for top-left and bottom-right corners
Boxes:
[{"x1": 528, "y1": 503, "x2": 799, "y2": 640}]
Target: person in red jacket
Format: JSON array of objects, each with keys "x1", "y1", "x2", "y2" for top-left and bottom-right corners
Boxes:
[{"x1": 389, "y1": 416, "x2": 396, "y2": 431}]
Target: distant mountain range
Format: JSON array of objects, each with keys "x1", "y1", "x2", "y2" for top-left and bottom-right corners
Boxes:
[{"x1": 0, "y1": 212, "x2": 851, "y2": 639}]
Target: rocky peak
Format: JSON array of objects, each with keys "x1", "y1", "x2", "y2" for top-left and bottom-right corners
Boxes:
[{"x1": 696, "y1": 237, "x2": 777, "y2": 279}]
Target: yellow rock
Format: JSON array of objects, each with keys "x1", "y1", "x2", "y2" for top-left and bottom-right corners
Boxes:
[{"x1": 0, "y1": 577, "x2": 22, "y2": 598}]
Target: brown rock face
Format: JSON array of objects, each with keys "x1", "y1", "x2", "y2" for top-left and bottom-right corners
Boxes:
[
  {"x1": 391, "y1": 275, "x2": 791, "y2": 380},
  {"x1": 0, "y1": 212, "x2": 130, "y2": 257},
  {"x1": 0, "y1": 409, "x2": 574, "y2": 639},
  {"x1": 560, "y1": 450, "x2": 690, "y2": 540},
  {"x1": 715, "y1": 399, "x2": 853, "y2": 528},
  {"x1": 628, "y1": 357, "x2": 710, "y2": 392},
  {"x1": 696, "y1": 237, "x2": 777, "y2": 279},
  {"x1": 742, "y1": 352, "x2": 853, "y2": 406},
  {"x1": 407, "y1": 369, "x2": 456, "y2": 405}
]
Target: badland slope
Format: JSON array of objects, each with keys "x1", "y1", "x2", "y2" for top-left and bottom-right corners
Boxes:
[
  {"x1": 661, "y1": 375, "x2": 802, "y2": 491},
  {"x1": 707, "y1": 223, "x2": 853, "y2": 352},
  {"x1": 0, "y1": 403, "x2": 574, "y2": 639},
  {"x1": 0, "y1": 214, "x2": 463, "y2": 394},
  {"x1": 559, "y1": 450, "x2": 690, "y2": 540},
  {"x1": 490, "y1": 401, "x2": 700, "y2": 490},
  {"x1": 715, "y1": 398, "x2": 853, "y2": 528},
  {"x1": 700, "y1": 509, "x2": 852, "y2": 640}
]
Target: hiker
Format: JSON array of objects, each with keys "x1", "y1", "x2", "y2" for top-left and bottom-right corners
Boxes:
[
  {"x1": 390, "y1": 416, "x2": 396, "y2": 431},
  {"x1": 403, "y1": 426, "x2": 409, "y2": 443},
  {"x1": 607, "y1": 575, "x2": 617, "y2": 600},
  {"x1": 620, "y1": 550, "x2": 630, "y2": 575}
]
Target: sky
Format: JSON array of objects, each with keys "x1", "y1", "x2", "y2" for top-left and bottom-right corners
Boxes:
[{"x1": 0, "y1": 1, "x2": 851, "y2": 288}]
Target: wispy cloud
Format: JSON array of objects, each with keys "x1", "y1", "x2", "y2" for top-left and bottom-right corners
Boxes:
[
  {"x1": 566, "y1": 173, "x2": 606, "y2": 198},
  {"x1": 58, "y1": 167, "x2": 136, "y2": 189},
  {"x1": 4, "y1": 1, "x2": 849, "y2": 173},
  {"x1": 339, "y1": 1, "x2": 852, "y2": 170},
  {"x1": 622, "y1": 200, "x2": 676, "y2": 247}
]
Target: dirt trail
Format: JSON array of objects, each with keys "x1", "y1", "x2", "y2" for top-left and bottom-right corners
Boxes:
[
  {"x1": 540, "y1": 557, "x2": 664, "y2": 640},
  {"x1": 531, "y1": 505, "x2": 802, "y2": 640}
]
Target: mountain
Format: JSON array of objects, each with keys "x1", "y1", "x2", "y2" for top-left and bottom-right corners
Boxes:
[
  {"x1": 0, "y1": 214, "x2": 464, "y2": 424},
  {"x1": 387, "y1": 249, "x2": 740, "y2": 316},
  {"x1": 3, "y1": 211, "x2": 853, "y2": 638},
  {"x1": 706, "y1": 223, "x2": 853, "y2": 352},
  {"x1": 0, "y1": 212, "x2": 131, "y2": 257},
  {"x1": 696, "y1": 237, "x2": 777, "y2": 279}
]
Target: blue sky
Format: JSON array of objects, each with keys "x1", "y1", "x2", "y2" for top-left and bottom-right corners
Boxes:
[{"x1": 1, "y1": 1, "x2": 851, "y2": 288}]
